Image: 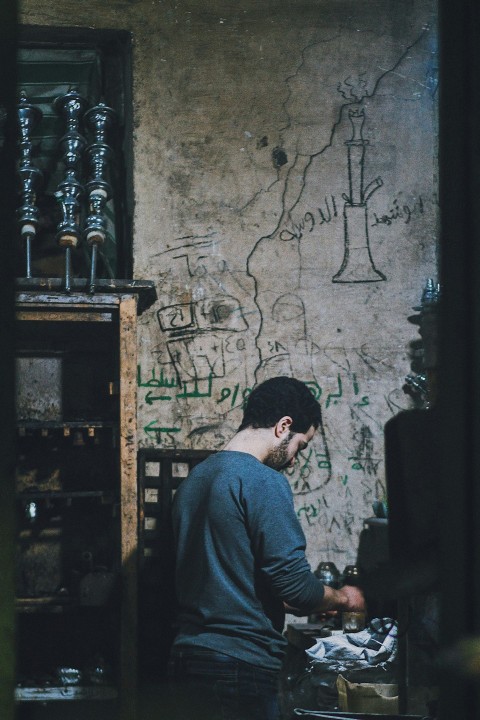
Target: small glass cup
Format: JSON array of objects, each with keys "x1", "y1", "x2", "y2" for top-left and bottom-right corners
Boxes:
[{"x1": 342, "y1": 611, "x2": 366, "y2": 633}]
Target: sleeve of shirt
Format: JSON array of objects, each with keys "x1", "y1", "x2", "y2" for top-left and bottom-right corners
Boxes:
[{"x1": 240, "y1": 468, "x2": 325, "y2": 613}]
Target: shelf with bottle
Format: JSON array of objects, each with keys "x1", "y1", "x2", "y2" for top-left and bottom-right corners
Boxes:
[
  {"x1": 16, "y1": 426, "x2": 119, "y2": 496},
  {"x1": 15, "y1": 616, "x2": 119, "y2": 701},
  {"x1": 15, "y1": 684, "x2": 118, "y2": 703},
  {"x1": 17, "y1": 489, "x2": 116, "y2": 502},
  {"x1": 16, "y1": 553, "x2": 121, "y2": 611},
  {"x1": 16, "y1": 577, "x2": 119, "y2": 613},
  {"x1": 13, "y1": 291, "x2": 143, "y2": 717},
  {"x1": 16, "y1": 421, "x2": 119, "y2": 443}
]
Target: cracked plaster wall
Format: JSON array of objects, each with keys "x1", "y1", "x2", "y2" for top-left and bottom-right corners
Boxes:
[{"x1": 21, "y1": 0, "x2": 438, "y2": 572}]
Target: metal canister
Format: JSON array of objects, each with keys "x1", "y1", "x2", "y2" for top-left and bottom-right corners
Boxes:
[
  {"x1": 314, "y1": 561, "x2": 340, "y2": 588},
  {"x1": 341, "y1": 564, "x2": 361, "y2": 585}
]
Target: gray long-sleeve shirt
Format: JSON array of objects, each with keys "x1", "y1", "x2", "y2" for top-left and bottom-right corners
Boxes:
[{"x1": 171, "y1": 450, "x2": 325, "y2": 670}]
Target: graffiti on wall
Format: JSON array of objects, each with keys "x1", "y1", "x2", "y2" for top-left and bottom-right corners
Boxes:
[
  {"x1": 138, "y1": 18, "x2": 437, "y2": 560},
  {"x1": 157, "y1": 295, "x2": 248, "y2": 383},
  {"x1": 332, "y1": 108, "x2": 386, "y2": 283}
]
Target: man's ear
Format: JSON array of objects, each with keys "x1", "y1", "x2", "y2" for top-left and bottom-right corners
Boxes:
[{"x1": 274, "y1": 416, "x2": 293, "y2": 438}]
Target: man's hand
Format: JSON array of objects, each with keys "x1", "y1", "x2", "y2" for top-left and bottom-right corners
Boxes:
[
  {"x1": 336, "y1": 584, "x2": 366, "y2": 612},
  {"x1": 284, "y1": 584, "x2": 366, "y2": 617},
  {"x1": 318, "y1": 584, "x2": 366, "y2": 614}
]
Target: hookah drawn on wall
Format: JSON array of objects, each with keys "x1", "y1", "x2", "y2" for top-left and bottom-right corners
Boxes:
[
  {"x1": 16, "y1": 89, "x2": 116, "y2": 293},
  {"x1": 332, "y1": 108, "x2": 386, "y2": 283}
]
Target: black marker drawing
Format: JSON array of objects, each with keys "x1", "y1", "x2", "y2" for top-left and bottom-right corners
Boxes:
[
  {"x1": 332, "y1": 108, "x2": 386, "y2": 283},
  {"x1": 157, "y1": 302, "x2": 195, "y2": 332},
  {"x1": 349, "y1": 424, "x2": 381, "y2": 476},
  {"x1": 157, "y1": 295, "x2": 248, "y2": 382}
]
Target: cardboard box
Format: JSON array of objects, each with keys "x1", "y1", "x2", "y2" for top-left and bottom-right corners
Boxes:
[{"x1": 337, "y1": 674, "x2": 399, "y2": 713}]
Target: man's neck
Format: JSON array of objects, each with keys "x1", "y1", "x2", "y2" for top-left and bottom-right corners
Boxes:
[{"x1": 223, "y1": 427, "x2": 273, "y2": 464}]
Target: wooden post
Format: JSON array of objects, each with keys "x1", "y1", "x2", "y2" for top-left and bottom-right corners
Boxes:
[{"x1": 119, "y1": 295, "x2": 138, "y2": 720}]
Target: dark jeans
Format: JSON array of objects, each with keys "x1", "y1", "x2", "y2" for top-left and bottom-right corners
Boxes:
[{"x1": 168, "y1": 647, "x2": 282, "y2": 720}]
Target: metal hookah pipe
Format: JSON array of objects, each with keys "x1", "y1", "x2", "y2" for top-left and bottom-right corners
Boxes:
[
  {"x1": 16, "y1": 92, "x2": 43, "y2": 278},
  {"x1": 332, "y1": 108, "x2": 385, "y2": 283},
  {"x1": 83, "y1": 102, "x2": 116, "y2": 294},
  {"x1": 54, "y1": 89, "x2": 87, "y2": 293}
]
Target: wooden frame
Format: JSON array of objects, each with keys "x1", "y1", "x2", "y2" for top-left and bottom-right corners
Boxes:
[{"x1": 14, "y1": 292, "x2": 141, "y2": 720}]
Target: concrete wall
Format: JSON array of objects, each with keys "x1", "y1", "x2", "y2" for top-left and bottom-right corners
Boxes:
[{"x1": 21, "y1": 0, "x2": 438, "y2": 571}]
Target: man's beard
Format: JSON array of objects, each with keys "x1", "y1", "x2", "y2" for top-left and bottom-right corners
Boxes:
[{"x1": 264, "y1": 433, "x2": 293, "y2": 471}]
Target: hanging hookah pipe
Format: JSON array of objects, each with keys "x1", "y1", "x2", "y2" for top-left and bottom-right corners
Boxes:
[
  {"x1": 54, "y1": 89, "x2": 87, "y2": 293},
  {"x1": 83, "y1": 102, "x2": 116, "y2": 294},
  {"x1": 16, "y1": 91, "x2": 43, "y2": 278}
]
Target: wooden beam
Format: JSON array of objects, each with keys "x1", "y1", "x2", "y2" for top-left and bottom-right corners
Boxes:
[{"x1": 119, "y1": 295, "x2": 138, "y2": 720}]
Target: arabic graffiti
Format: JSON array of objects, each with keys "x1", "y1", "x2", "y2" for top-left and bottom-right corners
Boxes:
[
  {"x1": 143, "y1": 423, "x2": 181, "y2": 445},
  {"x1": 371, "y1": 194, "x2": 425, "y2": 227},
  {"x1": 297, "y1": 498, "x2": 330, "y2": 527},
  {"x1": 279, "y1": 195, "x2": 339, "y2": 242},
  {"x1": 138, "y1": 366, "x2": 376, "y2": 487},
  {"x1": 296, "y1": 498, "x2": 355, "y2": 537},
  {"x1": 284, "y1": 447, "x2": 332, "y2": 495},
  {"x1": 157, "y1": 296, "x2": 248, "y2": 334},
  {"x1": 216, "y1": 383, "x2": 252, "y2": 409},
  {"x1": 138, "y1": 365, "x2": 369, "y2": 411},
  {"x1": 132, "y1": 19, "x2": 437, "y2": 573},
  {"x1": 157, "y1": 295, "x2": 249, "y2": 382},
  {"x1": 157, "y1": 302, "x2": 194, "y2": 331},
  {"x1": 155, "y1": 234, "x2": 243, "y2": 286},
  {"x1": 349, "y1": 424, "x2": 381, "y2": 475},
  {"x1": 302, "y1": 373, "x2": 369, "y2": 410},
  {"x1": 277, "y1": 191, "x2": 428, "y2": 247},
  {"x1": 138, "y1": 367, "x2": 251, "y2": 407},
  {"x1": 137, "y1": 365, "x2": 179, "y2": 402}
]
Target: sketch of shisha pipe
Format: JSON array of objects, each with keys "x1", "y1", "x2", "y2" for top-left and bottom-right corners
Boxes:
[{"x1": 332, "y1": 108, "x2": 386, "y2": 283}]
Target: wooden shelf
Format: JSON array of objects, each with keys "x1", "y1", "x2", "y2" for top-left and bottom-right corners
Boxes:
[
  {"x1": 15, "y1": 277, "x2": 157, "y2": 315},
  {"x1": 16, "y1": 421, "x2": 118, "y2": 430},
  {"x1": 16, "y1": 592, "x2": 119, "y2": 612},
  {"x1": 15, "y1": 684, "x2": 118, "y2": 703},
  {"x1": 17, "y1": 490, "x2": 116, "y2": 502},
  {"x1": 15, "y1": 292, "x2": 140, "y2": 719},
  {"x1": 16, "y1": 596, "x2": 73, "y2": 612}
]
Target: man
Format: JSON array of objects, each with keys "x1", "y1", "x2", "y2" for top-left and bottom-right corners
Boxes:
[{"x1": 169, "y1": 376, "x2": 366, "y2": 720}]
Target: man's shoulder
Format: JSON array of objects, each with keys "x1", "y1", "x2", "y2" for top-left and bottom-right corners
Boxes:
[
  {"x1": 189, "y1": 451, "x2": 283, "y2": 485},
  {"x1": 211, "y1": 451, "x2": 280, "y2": 475}
]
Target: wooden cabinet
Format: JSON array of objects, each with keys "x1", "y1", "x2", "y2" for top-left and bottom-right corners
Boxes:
[{"x1": 14, "y1": 286, "x2": 154, "y2": 720}]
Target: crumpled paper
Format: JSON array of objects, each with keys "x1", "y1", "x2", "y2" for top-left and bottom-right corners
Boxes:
[{"x1": 305, "y1": 618, "x2": 398, "y2": 672}]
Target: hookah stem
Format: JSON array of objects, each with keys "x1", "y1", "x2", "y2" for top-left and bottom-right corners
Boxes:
[
  {"x1": 65, "y1": 246, "x2": 71, "y2": 294},
  {"x1": 89, "y1": 243, "x2": 98, "y2": 294},
  {"x1": 25, "y1": 233, "x2": 33, "y2": 278},
  {"x1": 54, "y1": 90, "x2": 87, "y2": 294},
  {"x1": 84, "y1": 102, "x2": 116, "y2": 295}
]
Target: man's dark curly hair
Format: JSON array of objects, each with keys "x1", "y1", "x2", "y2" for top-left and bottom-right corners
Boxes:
[{"x1": 239, "y1": 376, "x2": 322, "y2": 434}]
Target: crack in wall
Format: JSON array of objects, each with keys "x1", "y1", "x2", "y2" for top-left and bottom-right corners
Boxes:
[{"x1": 246, "y1": 24, "x2": 432, "y2": 374}]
